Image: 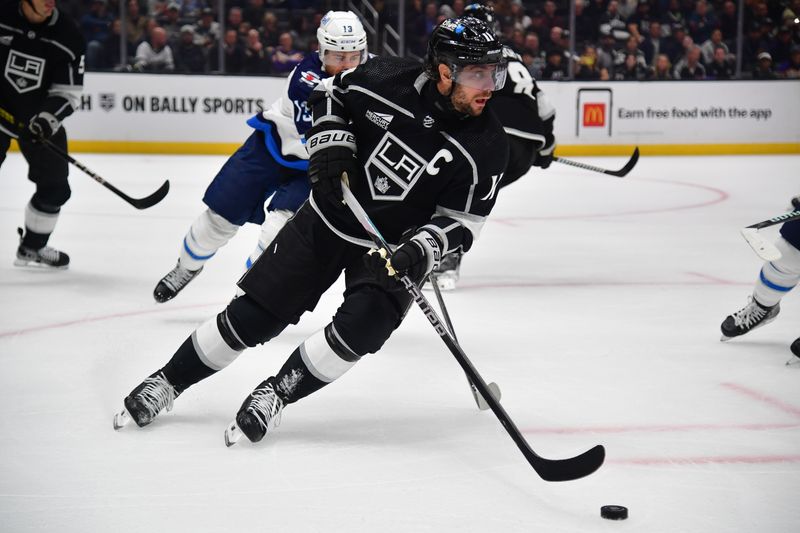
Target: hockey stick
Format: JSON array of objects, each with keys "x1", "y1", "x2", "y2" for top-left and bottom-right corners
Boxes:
[
  {"x1": 0, "y1": 105, "x2": 168, "y2": 209},
  {"x1": 429, "y1": 274, "x2": 501, "y2": 411},
  {"x1": 740, "y1": 210, "x2": 800, "y2": 261},
  {"x1": 39, "y1": 138, "x2": 170, "y2": 210},
  {"x1": 341, "y1": 176, "x2": 605, "y2": 482},
  {"x1": 553, "y1": 146, "x2": 639, "y2": 177}
]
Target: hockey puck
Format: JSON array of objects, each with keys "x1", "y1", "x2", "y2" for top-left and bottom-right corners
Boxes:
[
  {"x1": 791, "y1": 338, "x2": 800, "y2": 358},
  {"x1": 601, "y1": 505, "x2": 628, "y2": 520}
]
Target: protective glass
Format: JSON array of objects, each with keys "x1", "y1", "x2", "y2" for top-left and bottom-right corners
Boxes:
[
  {"x1": 451, "y1": 62, "x2": 507, "y2": 91},
  {"x1": 322, "y1": 49, "x2": 367, "y2": 68}
]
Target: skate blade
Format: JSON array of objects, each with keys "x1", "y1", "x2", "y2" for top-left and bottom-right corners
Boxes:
[
  {"x1": 113, "y1": 408, "x2": 131, "y2": 430},
  {"x1": 435, "y1": 275, "x2": 458, "y2": 292},
  {"x1": 13, "y1": 259, "x2": 68, "y2": 270},
  {"x1": 474, "y1": 382, "x2": 502, "y2": 411},
  {"x1": 224, "y1": 419, "x2": 244, "y2": 447}
]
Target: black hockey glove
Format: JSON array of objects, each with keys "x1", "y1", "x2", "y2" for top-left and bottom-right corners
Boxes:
[
  {"x1": 364, "y1": 230, "x2": 443, "y2": 291},
  {"x1": 308, "y1": 146, "x2": 359, "y2": 210},
  {"x1": 22, "y1": 112, "x2": 60, "y2": 143},
  {"x1": 533, "y1": 139, "x2": 555, "y2": 169}
]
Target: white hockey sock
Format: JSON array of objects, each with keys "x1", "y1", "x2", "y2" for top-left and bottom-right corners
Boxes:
[
  {"x1": 299, "y1": 325, "x2": 358, "y2": 384},
  {"x1": 753, "y1": 237, "x2": 800, "y2": 307},
  {"x1": 24, "y1": 201, "x2": 59, "y2": 235},
  {"x1": 191, "y1": 313, "x2": 245, "y2": 371},
  {"x1": 179, "y1": 209, "x2": 239, "y2": 271},
  {"x1": 245, "y1": 209, "x2": 293, "y2": 269}
]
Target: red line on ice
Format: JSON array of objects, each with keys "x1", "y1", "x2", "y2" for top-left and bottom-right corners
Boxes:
[
  {"x1": 721, "y1": 382, "x2": 800, "y2": 419},
  {"x1": 610, "y1": 455, "x2": 800, "y2": 466}
]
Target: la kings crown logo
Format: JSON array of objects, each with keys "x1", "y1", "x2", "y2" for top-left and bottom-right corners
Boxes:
[
  {"x1": 365, "y1": 131, "x2": 427, "y2": 201},
  {"x1": 5, "y1": 50, "x2": 45, "y2": 93}
]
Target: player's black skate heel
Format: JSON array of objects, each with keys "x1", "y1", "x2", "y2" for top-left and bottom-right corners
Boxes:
[
  {"x1": 114, "y1": 372, "x2": 180, "y2": 429},
  {"x1": 153, "y1": 262, "x2": 203, "y2": 303},
  {"x1": 720, "y1": 297, "x2": 780, "y2": 340},
  {"x1": 225, "y1": 378, "x2": 284, "y2": 446},
  {"x1": 14, "y1": 228, "x2": 69, "y2": 269}
]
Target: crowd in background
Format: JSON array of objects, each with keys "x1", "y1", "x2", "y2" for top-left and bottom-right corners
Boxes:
[{"x1": 63, "y1": 0, "x2": 800, "y2": 79}]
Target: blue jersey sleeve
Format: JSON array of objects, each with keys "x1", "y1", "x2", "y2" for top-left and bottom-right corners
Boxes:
[{"x1": 286, "y1": 54, "x2": 327, "y2": 137}]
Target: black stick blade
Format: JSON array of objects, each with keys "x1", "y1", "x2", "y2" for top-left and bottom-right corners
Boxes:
[
  {"x1": 607, "y1": 146, "x2": 640, "y2": 177},
  {"x1": 113, "y1": 179, "x2": 170, "y2": 209},
  {"x1": 532, "y1": 444, "x2": 606, "y2": 482}
]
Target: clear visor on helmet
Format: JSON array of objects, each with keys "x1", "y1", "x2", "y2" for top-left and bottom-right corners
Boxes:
[
  {"x1": 322, "y1": 49, "x2": 367, "y2": 69},
  {"x1": 450, "y1": 61, "x2": 507, "y2": 91}
]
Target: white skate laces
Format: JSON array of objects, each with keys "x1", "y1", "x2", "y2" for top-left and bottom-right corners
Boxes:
[
  {"x1": 136, "y1": 374, "x2": 177, "y2": 416},
  {"x1": 732, "y1": 297, "x2": 769, "y2": 328},
  {"x1": 246, "y1": 383, "x2": 284, "y2": 432},
  {"x1": 163, "y1": 264, "x2": 199, "y2": 291}
]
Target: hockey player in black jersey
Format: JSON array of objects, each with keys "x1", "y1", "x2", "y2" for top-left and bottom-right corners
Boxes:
[
  {"x1": 114, "y1": 17, "x2": 510, "y2": 446},
  {"x1": 433, "y1": 2, "x2": 557, "y2": 290},
  {"x1": 0, "y1": 0, "x2": 85, "y2": 268}
]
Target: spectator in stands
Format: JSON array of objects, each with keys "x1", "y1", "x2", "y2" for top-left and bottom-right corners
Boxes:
[
  {"x1": 102, "y1": 18, "x2": 128, "y2": 70},
  {"x1": 81, "y1": 0, "x2": 113, "y2": 70},
  {"x1": 405, "y1": 0, "x2": 426, "y2": 56},
  {"x1": 627, "y1": 0, "x2": 653, "y2": 38},
  {"x1": 596, "y1": 26, "x2": 618, "y2": 76},
  {"x1": 522, "y1": 32, "x2": 546, "y2": 78},
  {"x1": 718, "y1": 0, "x2": 738, "y2": 45},
  {"x1": 615, "y1": 35, "x2": 647, "y2": 72},
  {"x1": 270, "y1": 32, "x2": 304, "y2": 74},
  {"x1": 664, "y1": 24, "x2": 688, "y2": 64},
  {"x1": 640, "y1": 21, "x2": 666, "y2": 66},
  {"x1": 160, "y1": 2, "x2": 183, "y2": 47},
  {"x1": 573, "y1": 0, "x2": 597, "y2": 43},
  {"x1": 508, "y1": 0, "x2": 531, "y2": 33},
  {"x1": 575, "y1": 44, "x2": 603, "y2": 80},
  {"x1": 134, "y1": 26, "x2": 175, "y2": 72},
  {"x1": 526, "y1": 8, "x2": 547, "y2": 43},
  {"x1": 545, "y1": 26, "x2": 568, "y2": 56},
  {"x1": 742, "y1": 22, "x2": 771, "y2": 72},
  {"x1": 243, "y1": 28, "x2": 269, "y2": 74},
  {"x1": 227, "y1": 7, "x2": 244, "y2": 35},
  {"x1": 210, "y1": 29, "x2": 245, "y2": 73},
  {"x1": 700, "y1": 28, "x2": 729, "y2": 65},
  {"x1": 673, "y1": 44, "x2": 706, "y2": 79},
  {"x1": 174, "y1": 24, "x2": 206, "y2": 73},
  {"x1": 599, "y1": 0, "x2": 630, "y2": 42},
  {"x1": 687, "y1": 0, "x2": 718, "y2": 44},
  {"x1": 542, "y1": 47, "x2": 568, "y2": 79},
  {"x1": 509, "y1": 28, "x2": 526, "y2": 54},
  {"x1": 542, "y1": 0, "x2": 565, "y2": 32},
  {"x1": 259, "y1": 12, "x2": 280, "y2": 55},
  {"x1": 615, "y1": 52, "x2": 648, "y2": 79},
  {"x1": 779, "y1": 45, "x2": 800, "y2": 78},
  {"x1": 195, "y1": 8, "x2": 220, "y2": 49},
  {"x1": 126, "y1": 0, "x2": 150, "y2": 50},
  {"x1": 752, "y1": 51, "x2": 777, "y2": 79},
  {"x1": 661, "y1": 0, "x2": 687, "y2": 35},
  {"x1": 706, "y1": 45, "x2": 735, "y2": 79},
  {"x1": 176, "y1": 0, "x2": 203, "y2": 20},
  {"x1": 243, "y1": 0, "x2": 266, "y2": 27},
  {"x1": 647, "y1": 53, "x2": 674, "y2": 80},
  {"x1": 771, "y1": 27, "x2": 795, "y2": 66}
]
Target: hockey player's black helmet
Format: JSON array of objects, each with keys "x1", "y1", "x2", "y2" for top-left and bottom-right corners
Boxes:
[{"x1": 425, "y1": 17, "x2": 507, "y2": 91}]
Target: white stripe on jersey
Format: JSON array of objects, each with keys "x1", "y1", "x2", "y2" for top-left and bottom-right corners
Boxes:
[
  {"x1": 440, "y1": 131, "x2": 479, "y2": 212},
  {"x1": 340, "y1": 84, "x2": 416, "y2": 119},
  {"x1": 49, "y1": 83, "x2": 81, "y2": 110},
  {"x1": 434, "y1": 206, "x2": 487, "y2": 242},
  {"x1": 40, "y1": 37, "x2": 76, "y2": 61}
]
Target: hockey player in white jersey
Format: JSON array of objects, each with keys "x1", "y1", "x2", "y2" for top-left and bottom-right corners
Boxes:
[
  {"x1": 114, "y1": 17, "x2": 510, "y2": 446},
  {"x1": 152, "y1": 11, "x2": 368, "y2": 302}
]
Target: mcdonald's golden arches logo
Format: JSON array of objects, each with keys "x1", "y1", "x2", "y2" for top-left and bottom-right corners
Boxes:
[{"x1": 583, "y1": 103, "x2": 606, "y2": 127}]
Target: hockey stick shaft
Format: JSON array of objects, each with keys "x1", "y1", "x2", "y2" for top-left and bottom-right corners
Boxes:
[
  {"x1": 553, "y1": 146, "x2": 639, "y2": 177},
  {"x1": 40, "y1": 138, "x2": 170, "y2": 210},
  {"x1": 0, "y1": 105, "x2": 169, "y2": 209},
  {"x1": 429, "y1": 273, "x2": 501, "y2": 411},
  {"x1": 340, "y1": 177, "x2": 605, "y2": 482},
  {"x1": 745, "y1": 210, "x2": 800, "y2": 230}
]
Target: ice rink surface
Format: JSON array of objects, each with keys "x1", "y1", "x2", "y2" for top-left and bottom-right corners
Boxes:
[{"x1": 0, "y1": 151, "x2": 798, "y2": 532}]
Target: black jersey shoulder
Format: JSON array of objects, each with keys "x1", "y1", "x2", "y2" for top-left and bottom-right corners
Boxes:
[
  {"x1": 342, "y1": 56, "x2": 424, "y2": 101},
  {"x1": 44, "y1": 9, "x2": 87, "y2": 59}
]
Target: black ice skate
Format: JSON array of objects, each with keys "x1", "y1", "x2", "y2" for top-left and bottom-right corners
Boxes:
[
  {"x1": 720, "y1": 297, "x2": 780, "y2": 341},
  {"x1": 14, "y1": 228, "x2": 69, "y2": 269},
  {"x1": 153, "y1": 262, "x2": 202, "y2": 303},
  {"x1": 431, "y1": 251, "x2": 463, "y2": 291},
  {"x1": 224, "y1": 378, "x2": 284, "y2": 447},
  {"x1": 113, "y1": 372, "x2": 180, "y2": 429}
]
